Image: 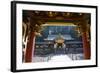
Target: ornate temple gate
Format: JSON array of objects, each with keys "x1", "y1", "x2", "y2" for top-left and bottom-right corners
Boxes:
[{"x1": 22, "y1": 11, "x2": 91, "y2": 62}]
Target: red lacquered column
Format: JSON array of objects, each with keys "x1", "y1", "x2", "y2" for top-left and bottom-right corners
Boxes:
[
  {"x1": 82, "y1": 32, "x2": 90, "y2": 59},
  {"x1": 25, "y1": 32, "x2": 35, "y2": 62}
]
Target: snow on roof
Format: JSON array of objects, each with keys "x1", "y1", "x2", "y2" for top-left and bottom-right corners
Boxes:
[{"x1": 47, "y1": 34, "x2": 74, "y2": 40}]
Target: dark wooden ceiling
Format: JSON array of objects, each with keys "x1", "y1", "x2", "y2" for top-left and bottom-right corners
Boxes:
[{"x1": 23, "y1": 10, "x2": 91, "y2": 24}]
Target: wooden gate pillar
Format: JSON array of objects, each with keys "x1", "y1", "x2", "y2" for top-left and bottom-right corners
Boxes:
[
  {"x1": 80, "y1": 20, "x2": 90, "y2": 59},
  {"x1": 82, "y1": 32, "x2": 90, "y2": 59},
  {"x1": 25, "y1": 32, "x2": 35, "y2": 62}
]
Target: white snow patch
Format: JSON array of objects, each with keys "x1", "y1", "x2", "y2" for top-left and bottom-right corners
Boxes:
[{"x1": 49, "y1": 55, "x2": 72, "y2": 62}]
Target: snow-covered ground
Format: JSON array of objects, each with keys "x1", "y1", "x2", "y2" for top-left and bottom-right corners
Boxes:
[
  {"x1": 49, "y1": 55, "x2": 71, "y2": 62},
  {"x1": 32, "y1": 54, "x2": 84, "y2": 63}
]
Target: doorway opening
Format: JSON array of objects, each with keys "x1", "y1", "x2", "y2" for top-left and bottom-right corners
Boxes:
[{"x1": 34, "y1": 22, "x2": 84, "y2": 62}]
